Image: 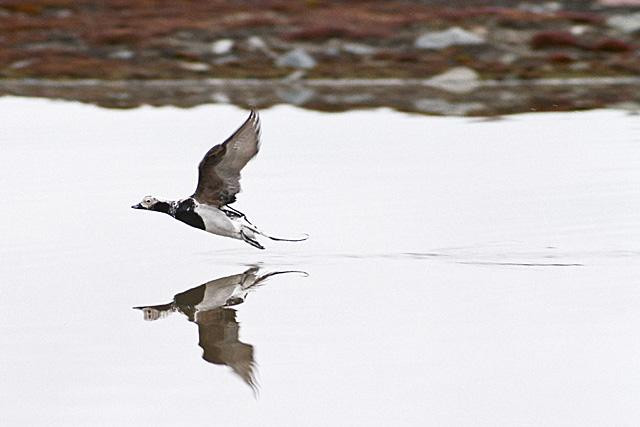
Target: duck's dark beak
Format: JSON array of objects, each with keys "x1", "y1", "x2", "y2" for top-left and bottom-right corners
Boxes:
[{"x1": 131, "y1": 203, "x2": 143, "y2": 209}]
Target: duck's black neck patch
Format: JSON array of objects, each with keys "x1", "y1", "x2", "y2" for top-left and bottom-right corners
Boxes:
[
  {"x1": 174, "y1": 198, "x2": 205, "y2": 230},
  {"x1": 151, "y1": 201, "x2": 172, "y2": 214}
]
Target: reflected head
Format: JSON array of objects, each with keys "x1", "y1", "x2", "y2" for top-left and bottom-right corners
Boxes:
[
  {"x1": 142, "y1": 307, "x2": 161, "y2": 321},
  {"x1": 133, "y1": 305, "x2": 174, "y2": 321}
]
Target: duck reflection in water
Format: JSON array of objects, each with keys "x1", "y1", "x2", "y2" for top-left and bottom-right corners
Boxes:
[{"x1": 134, "y1": 267, "x2": 306, "y2": 392}]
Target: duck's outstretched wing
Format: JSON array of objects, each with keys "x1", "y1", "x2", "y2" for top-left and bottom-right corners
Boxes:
[{"x1": 193, "y1": 110, "x2": 261, "y2": 207}]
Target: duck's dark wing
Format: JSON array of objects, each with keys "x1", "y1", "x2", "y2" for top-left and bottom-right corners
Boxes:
[{"x1": 192, "y1": 110, "x2": 261, "y2": 207}]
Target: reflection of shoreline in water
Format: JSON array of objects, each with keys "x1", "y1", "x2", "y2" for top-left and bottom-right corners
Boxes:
[
  {"x1": 2, "y1": 79, "x2": 639, "y2": 116},
  {"x1": 134, "y1": 267, "x2": 307, "y2": 391}
]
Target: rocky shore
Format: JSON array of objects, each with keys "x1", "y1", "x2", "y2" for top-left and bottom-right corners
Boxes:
[{"x1": 2, "y1": 0, "x2": 640, "y2": 115}]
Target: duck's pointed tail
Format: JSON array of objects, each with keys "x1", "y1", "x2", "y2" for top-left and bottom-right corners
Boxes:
[
  {"x1": 242, "y1": 224, "x2": 309, "y2": 243},
  {"x1": 254, "y1": 229, "x2": 309, "y2": 242}
]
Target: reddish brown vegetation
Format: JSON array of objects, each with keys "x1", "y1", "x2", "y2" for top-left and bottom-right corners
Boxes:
[
  {"x1": 283, "y1": 25, "x2": 392, "y2": 41},
  {"x1": 0, "y1": 0, "x2": 638, "y2": 80},
  {"x1": 555, "y1": 11, "x2": 604, "y2": 24},
  {"x1": 531, "y1": 31, "x2": 580, "y2": 49},
  {"x1": 592, "y1": 38, "x2": 634, "y2": 52},
  {"x1": 548, "y1": 52, "x2": 575, "y2": 63}
]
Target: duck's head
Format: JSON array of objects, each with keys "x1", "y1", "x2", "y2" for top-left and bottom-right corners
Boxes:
[{"x1": 131, "y1": 196, "x2": 161, "y2": 211}]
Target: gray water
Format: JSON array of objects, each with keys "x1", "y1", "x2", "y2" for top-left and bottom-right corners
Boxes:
[{"x1": 1, "y1": 98, "x2": 639, "y2": 426}]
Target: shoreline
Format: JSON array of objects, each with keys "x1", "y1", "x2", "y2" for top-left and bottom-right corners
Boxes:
[{"x1": 3, "y1": 75, "x2": 640, "y2": 87}]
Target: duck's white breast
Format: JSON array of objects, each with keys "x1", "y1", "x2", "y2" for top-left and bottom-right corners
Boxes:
[{"x1": 194, "y1": 204, "x2": 240, "y2": 238}]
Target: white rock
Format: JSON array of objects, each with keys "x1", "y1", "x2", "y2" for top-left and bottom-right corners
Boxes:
[
  {"x1": 246, "y1": 36, "x2": 267, "y2": 50},
  {"x1": 426, "y1": 67, "x2": 480, "y2": 93},
  {"x1": 607, "y1": 13, "x2": 640, "y2": 33},
  {"x1": 275, "y1": 48, "x2": 317, "y2": 69},
  {"x1": 415, "y1": 27, "x2": 485, "y2": 50},
  {"x1": 570, "y1": 25, "x2": 589, "y2": 35},
  {"x1": 211, "y1": 39, "x2": 234, "y2": 55}
]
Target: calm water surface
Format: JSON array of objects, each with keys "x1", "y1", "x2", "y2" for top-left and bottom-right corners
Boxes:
[{"x1": 1, "y1": 98, "x2": 639, "y2": 426}]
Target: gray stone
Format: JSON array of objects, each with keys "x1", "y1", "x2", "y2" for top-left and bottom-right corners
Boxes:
[
  {"x1": 607, "y1": 13, "x2": 640, "y2": 33},
  {"x1": 9, "y1": 59, "x2": 35, "y2": 69},
  {"x1": 607, "y1": 101, "x2": 640, "y2": 113},
  {"x1": 500, "y1": 53, "x2": 519, "y2": 65},
  {"x1": 276, "y1": 86, "x2": 315, "y2": 105},
  {"x1": 324, "y1": 93, "x2": 374, "y2": 104},
  {"x1": 599, "y1": 0, "x2": 640, "y2": 4},
  {"x1": 275, "y1": 48, "x2": 317, "y2": 69},
  {"x1": 518, "y1": 2, "x2": 561, "y2": 13},
  {"x1": 415, "y1": 27, "x2": 485, "y2": 50},
  {"x1": 569, "y1": 62, "x2": 590, "y2": 72},
  {"x1": 426, "y1": 67, "x2": 480, "y2": 93},
  {"x1": 53, "y1": 9, "x2": 72, "y2": 18},
  {"x1": 211, "y1": 39, "x2": 234, "y2": 55},
  {"x1": 246, "y1": 36, "x2": 267, "y2": 50},
  {"x1": 342, "y1": 42, "x2": 376, "y2": 55},
  {"x1": 246, "y1": 36, "x2": 277, "y2": 59},
  {"x1": 178, "y1": 61, "x2": 210, "y2": 72},
  {"x1": 213, "y1": 55, "x2": 239, "y2": 65},
  {"x1": 25, "y1": 41, "x2": 86, "y2": 52},
  {"x1": 107, "y1": 92, "x2": 130, "y2": 100},
  {"x1": 414, "y1": 98, "x2": 485, "y2": 116},
  {"x1": 323, "y1": 40, "x2": 341, "y2": 57},
  {"x1": 210, "y1": 92, "x2": 230, "y2": 103},
  {"x1": 109, "y1": 50, "x2": 135, "y2": 60},
  {"x1": 324, "y1": 46, "x2": 341, "y2": 56},
  {"x1": 282, "y1": 70, "x2": 307, "y2": 81}
]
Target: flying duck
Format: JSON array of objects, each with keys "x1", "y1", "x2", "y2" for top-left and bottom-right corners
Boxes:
[
  {"x1": 134, "y1": 267, "x2": 307, "y2": 391},
  {"x1": 132, "y1": 110, "x2": 307, "y2": 249}
]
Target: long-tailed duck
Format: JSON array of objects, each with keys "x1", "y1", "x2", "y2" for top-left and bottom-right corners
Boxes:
[{"x1": 132, "y1": 110, "x2": 307, "y2": 249}]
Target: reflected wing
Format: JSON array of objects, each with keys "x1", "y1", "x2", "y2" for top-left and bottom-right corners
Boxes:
[
  {"x1": 197, "y1": 308, "x2": 257, "y2": 391},
  {"x1": 192, "y1": 110, "x2": 261, "y2": 206}
]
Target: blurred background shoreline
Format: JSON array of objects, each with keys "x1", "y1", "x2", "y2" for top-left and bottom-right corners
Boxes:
[{"x1": 2, "y1": 0, "x2": 640, "y2": 115}]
